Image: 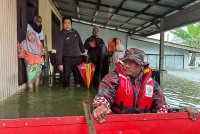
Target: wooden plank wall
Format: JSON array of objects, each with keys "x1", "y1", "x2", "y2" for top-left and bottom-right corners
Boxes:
[{"x1": 0, "y1": 0, "x2": 18, "y2": 101}]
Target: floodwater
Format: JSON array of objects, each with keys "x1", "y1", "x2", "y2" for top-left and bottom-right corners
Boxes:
[
  {"x1": 0, "y1": 69, "x2": 200, "y2": 119},
  {"x1": 0, "y1": 84, "x2": 98, "y2": 119},
  {"x1": 164, "y1": 69, "x2": 200, "y2": 109}
]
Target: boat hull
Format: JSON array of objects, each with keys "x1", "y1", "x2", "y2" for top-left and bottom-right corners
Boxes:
[{"x1": 0, "y1": 112, "x2": 199, "y2": 134}]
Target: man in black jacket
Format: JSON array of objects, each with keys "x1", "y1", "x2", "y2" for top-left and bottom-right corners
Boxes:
[
  {"x1": 84, "y1": 26, "x2": 109, "y2": 85},
  {"x1": 56, "y1": 16, "x2": 85, "y2": 88}
]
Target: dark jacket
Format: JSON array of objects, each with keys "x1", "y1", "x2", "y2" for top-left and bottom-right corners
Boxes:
[
  {"x1": 84, "y1": 35, "x2": 107, "y2": 64},
  {"x1": 56, "y1": 29, "x2": 85, "y2": 65}
]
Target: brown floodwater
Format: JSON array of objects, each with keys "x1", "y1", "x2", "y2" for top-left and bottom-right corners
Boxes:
[{"x1": 0, "y1": 70, "x2": 199, "y2": 119}]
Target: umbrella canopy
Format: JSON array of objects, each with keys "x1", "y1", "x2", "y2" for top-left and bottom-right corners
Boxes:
[{"x1": 78, "y1": 62, "x2": 95, "y2": 89}]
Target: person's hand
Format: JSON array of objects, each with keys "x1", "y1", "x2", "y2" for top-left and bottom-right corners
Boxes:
[
  {"x1": 17, "y1": 43, "x2": 21, "y2": 53},
  {"x1": 58, "y1": 65, "x2": 63, "y2": 72},
  {"x1": 180, "y1": 106, "x2": 199, "y2": 120},
  {"x1": 92, "y1": 105, "x2": 111, "y2": 123},
  {"x1": 89, "y1": 42, "x2": 96, "y2": 48},
  {"x1": 42, "y1": 49, "x2": 46, "y2": 55}
]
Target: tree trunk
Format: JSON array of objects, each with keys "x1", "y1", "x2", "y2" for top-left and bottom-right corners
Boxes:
[{"x1": 188, "y1": 53, "x2": 196, "y2": 66}]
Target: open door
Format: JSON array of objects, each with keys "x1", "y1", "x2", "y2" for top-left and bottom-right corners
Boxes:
[
  {"x1": 17, "y1": 0, "x2": 38, "y2": 85},
  {"x1": 17, "y1": 0, "x2": 27, "y2": 85},
  {"x1": 51, "y1": 11, "x2": 61, "y2": 49}
]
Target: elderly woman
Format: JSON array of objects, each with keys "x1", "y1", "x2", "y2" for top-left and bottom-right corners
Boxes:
[{"x1": 18, "y1": 30, "x2": 44, "y2": 89}]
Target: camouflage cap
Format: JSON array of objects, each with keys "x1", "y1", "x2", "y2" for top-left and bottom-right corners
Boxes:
[{"x1": 121, "y1": 48, "x2": 145, "y2": 65}]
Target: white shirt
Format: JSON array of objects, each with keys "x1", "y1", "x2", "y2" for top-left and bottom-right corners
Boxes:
[{"x1": 27, "y1": 24, "x2": 44, "y2": 40}]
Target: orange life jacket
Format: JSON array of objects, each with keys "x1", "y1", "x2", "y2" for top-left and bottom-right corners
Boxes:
[
  {"x1": 112, "y1": 62, "x2": 154, "y2": 114},
  {"x1": 108, "y1": 38, "x2": 121, "y2": 53}
]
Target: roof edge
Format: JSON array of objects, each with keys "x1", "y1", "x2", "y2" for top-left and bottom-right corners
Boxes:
[{"x1": 131, "y1": 35, "x2": 200, "y2": 53}]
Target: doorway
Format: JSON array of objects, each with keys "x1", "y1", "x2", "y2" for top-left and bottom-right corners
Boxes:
[
  {"x1": 17, "y1": 0, "x2": 38, "y2": 85},
  {"x1": 51, "y1": 11, "x2": 61, "y2": 49}
]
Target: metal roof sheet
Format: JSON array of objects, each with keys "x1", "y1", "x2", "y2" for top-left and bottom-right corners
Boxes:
[{"x1": 53, "y1": 0, "x2": 200, "y2": 35}]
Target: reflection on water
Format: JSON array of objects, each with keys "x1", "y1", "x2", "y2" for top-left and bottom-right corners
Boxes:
[
  {"x1": 0, "y1": 85, "x2": 97, "y2": 119},
  {"x1": 164, "y1": 72, "x2": 200, "y2": 109},
  {"x1": 0, "y1": 70, "x2": 200, "y2": 119}
]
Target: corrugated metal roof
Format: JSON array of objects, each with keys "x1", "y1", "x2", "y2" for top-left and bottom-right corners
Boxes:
[
  {"x1": 53, "y1": 0, "x2": 200, "y2": 35},
  {"x1": 122, "y1": 1, "x2": 147, "y2": 11}
]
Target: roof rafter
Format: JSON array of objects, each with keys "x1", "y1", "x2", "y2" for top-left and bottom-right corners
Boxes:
[
  {"x1": 66, "y1": 15, "x2": 128, "y2": 32},
  {"x1": 105, "y1": 0, "x2": 126, "y2": 25},
  {"x1": 53, "y1": 0, "x2": 199, "y2": 36},
  {"x1": 92, "y1": 0, "x2": 101, "y2": 22},
  {"x1": 119, "y1": 0, "x2": 161, "y2": 29},
  {"x1": 77, "y1": 0, "x2": 161, "y2": 17},
  {"x1": 59, "y1": 8, "x2": 141, "y2": 27},
  {"x1": 55, "y1": 0, "x2": 151, "y2": 22},
  {"x1": 72, "y1": 17, "x2": 129, "y2": 33},
  {"x1": 131, "y1": 0, "x2": 183, "y2": 10},
  {"x1": 74, "y1": 0, "x2": 80, "y2": 18},
  {"x1": 131, "y1": 0, "x2": 198, "y2": 35}
]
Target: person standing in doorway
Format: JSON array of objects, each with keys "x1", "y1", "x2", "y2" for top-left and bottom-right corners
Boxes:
[
  {"x1": 56, "y1": 16, "x2": 85, "y2": 88},
  {"x1": 27, "y1": 15, "x2": 45, "y2": 85},
  {"x1": 18, "y1": 30, "x2": 44, "y2": 89},
  {"x1": 27, "y1": 15, "x2": 44, "y2": 43}
]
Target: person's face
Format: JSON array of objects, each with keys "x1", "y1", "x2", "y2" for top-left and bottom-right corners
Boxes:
[
  {"x1": 93, "y1": 28, "x2": 100, "y2": 37},
  {"x1": 63, "y1": 19, "x2": 72, "y2": 30},
  {"x1": 27, "y1": 32, "x2": 36, "y2": 42},
  {"x1": 123, "y1": 59, "x2": 142, "y2": 77},
  {"x1": 34, "y1": 18, "x2": 42, "y2": 26}
]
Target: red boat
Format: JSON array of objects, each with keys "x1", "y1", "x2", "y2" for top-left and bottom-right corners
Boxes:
[{"x1": 0, "y1": 112, "x2": 199, "y2": 134}]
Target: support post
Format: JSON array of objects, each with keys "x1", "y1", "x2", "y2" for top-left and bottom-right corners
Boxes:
[
  {"x1": 159, "y1": 18, "x2": 164, "y2": 88},
  {"x1": 125, "y1": 33, "x2": 128, "y2": 49}
]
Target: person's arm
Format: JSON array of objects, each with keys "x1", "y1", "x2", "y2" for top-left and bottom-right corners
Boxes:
[
  {"x1": 179, "y1": 106, "x2": 199, "y2": 120},
  {"x1": 84, "y1": 38, "x2": 91, "y2": 50},
  {"x1": 39, "y1": 30, "x2": 45, "y2": 41},
  {"x1": 56, "y1": 32, "x2": 63, "y2": 66},
  {"x1": 18, "y1": 47, "x2": 26, "y2": 58},
  {"x1": 38, "y1": 41, "x2": 45, "y2": 57},
  {"x1": 97, "y1": 39, "x2": 107, "y2": 66},
  {"x1": 38, "y1": 30, "x2": 45, "y2": 47},
  {"x1": 112, "y1": 53, "x2": 118, "y2": 65},
  {"x1": 150, "y1": 80, "x2": 169, "y2": 113},
  {"x1": 98, "y1": 44, "x2": 107, "y2": 79},
  {"x1": 76, "y1": 32, "x2": 85, "y2": 53},
  {"x1": 18, "y1": 42, "x2": 25, "y2": 58},
  {"x1": 92, "y1": 71, "x2": 119, "y2": 123}
]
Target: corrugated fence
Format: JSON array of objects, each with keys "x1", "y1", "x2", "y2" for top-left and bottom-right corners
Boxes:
[{"x1": 0, "y1": 0, "x2": 18, "y2": 101}]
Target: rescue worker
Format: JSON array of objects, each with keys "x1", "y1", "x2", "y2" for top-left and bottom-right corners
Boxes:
[
  {"x1": 107, "y1": 37, "x2": 121, "y2": 70},
  {"x1": 56, "y1": 16, "x2": 85, "y2": 88},
  {"x1": 107, "y1": 37, "x2": 121, "y2": 55},
  {"x1": 92, "y1": 48, "x2": 199, "y2": 123}
]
